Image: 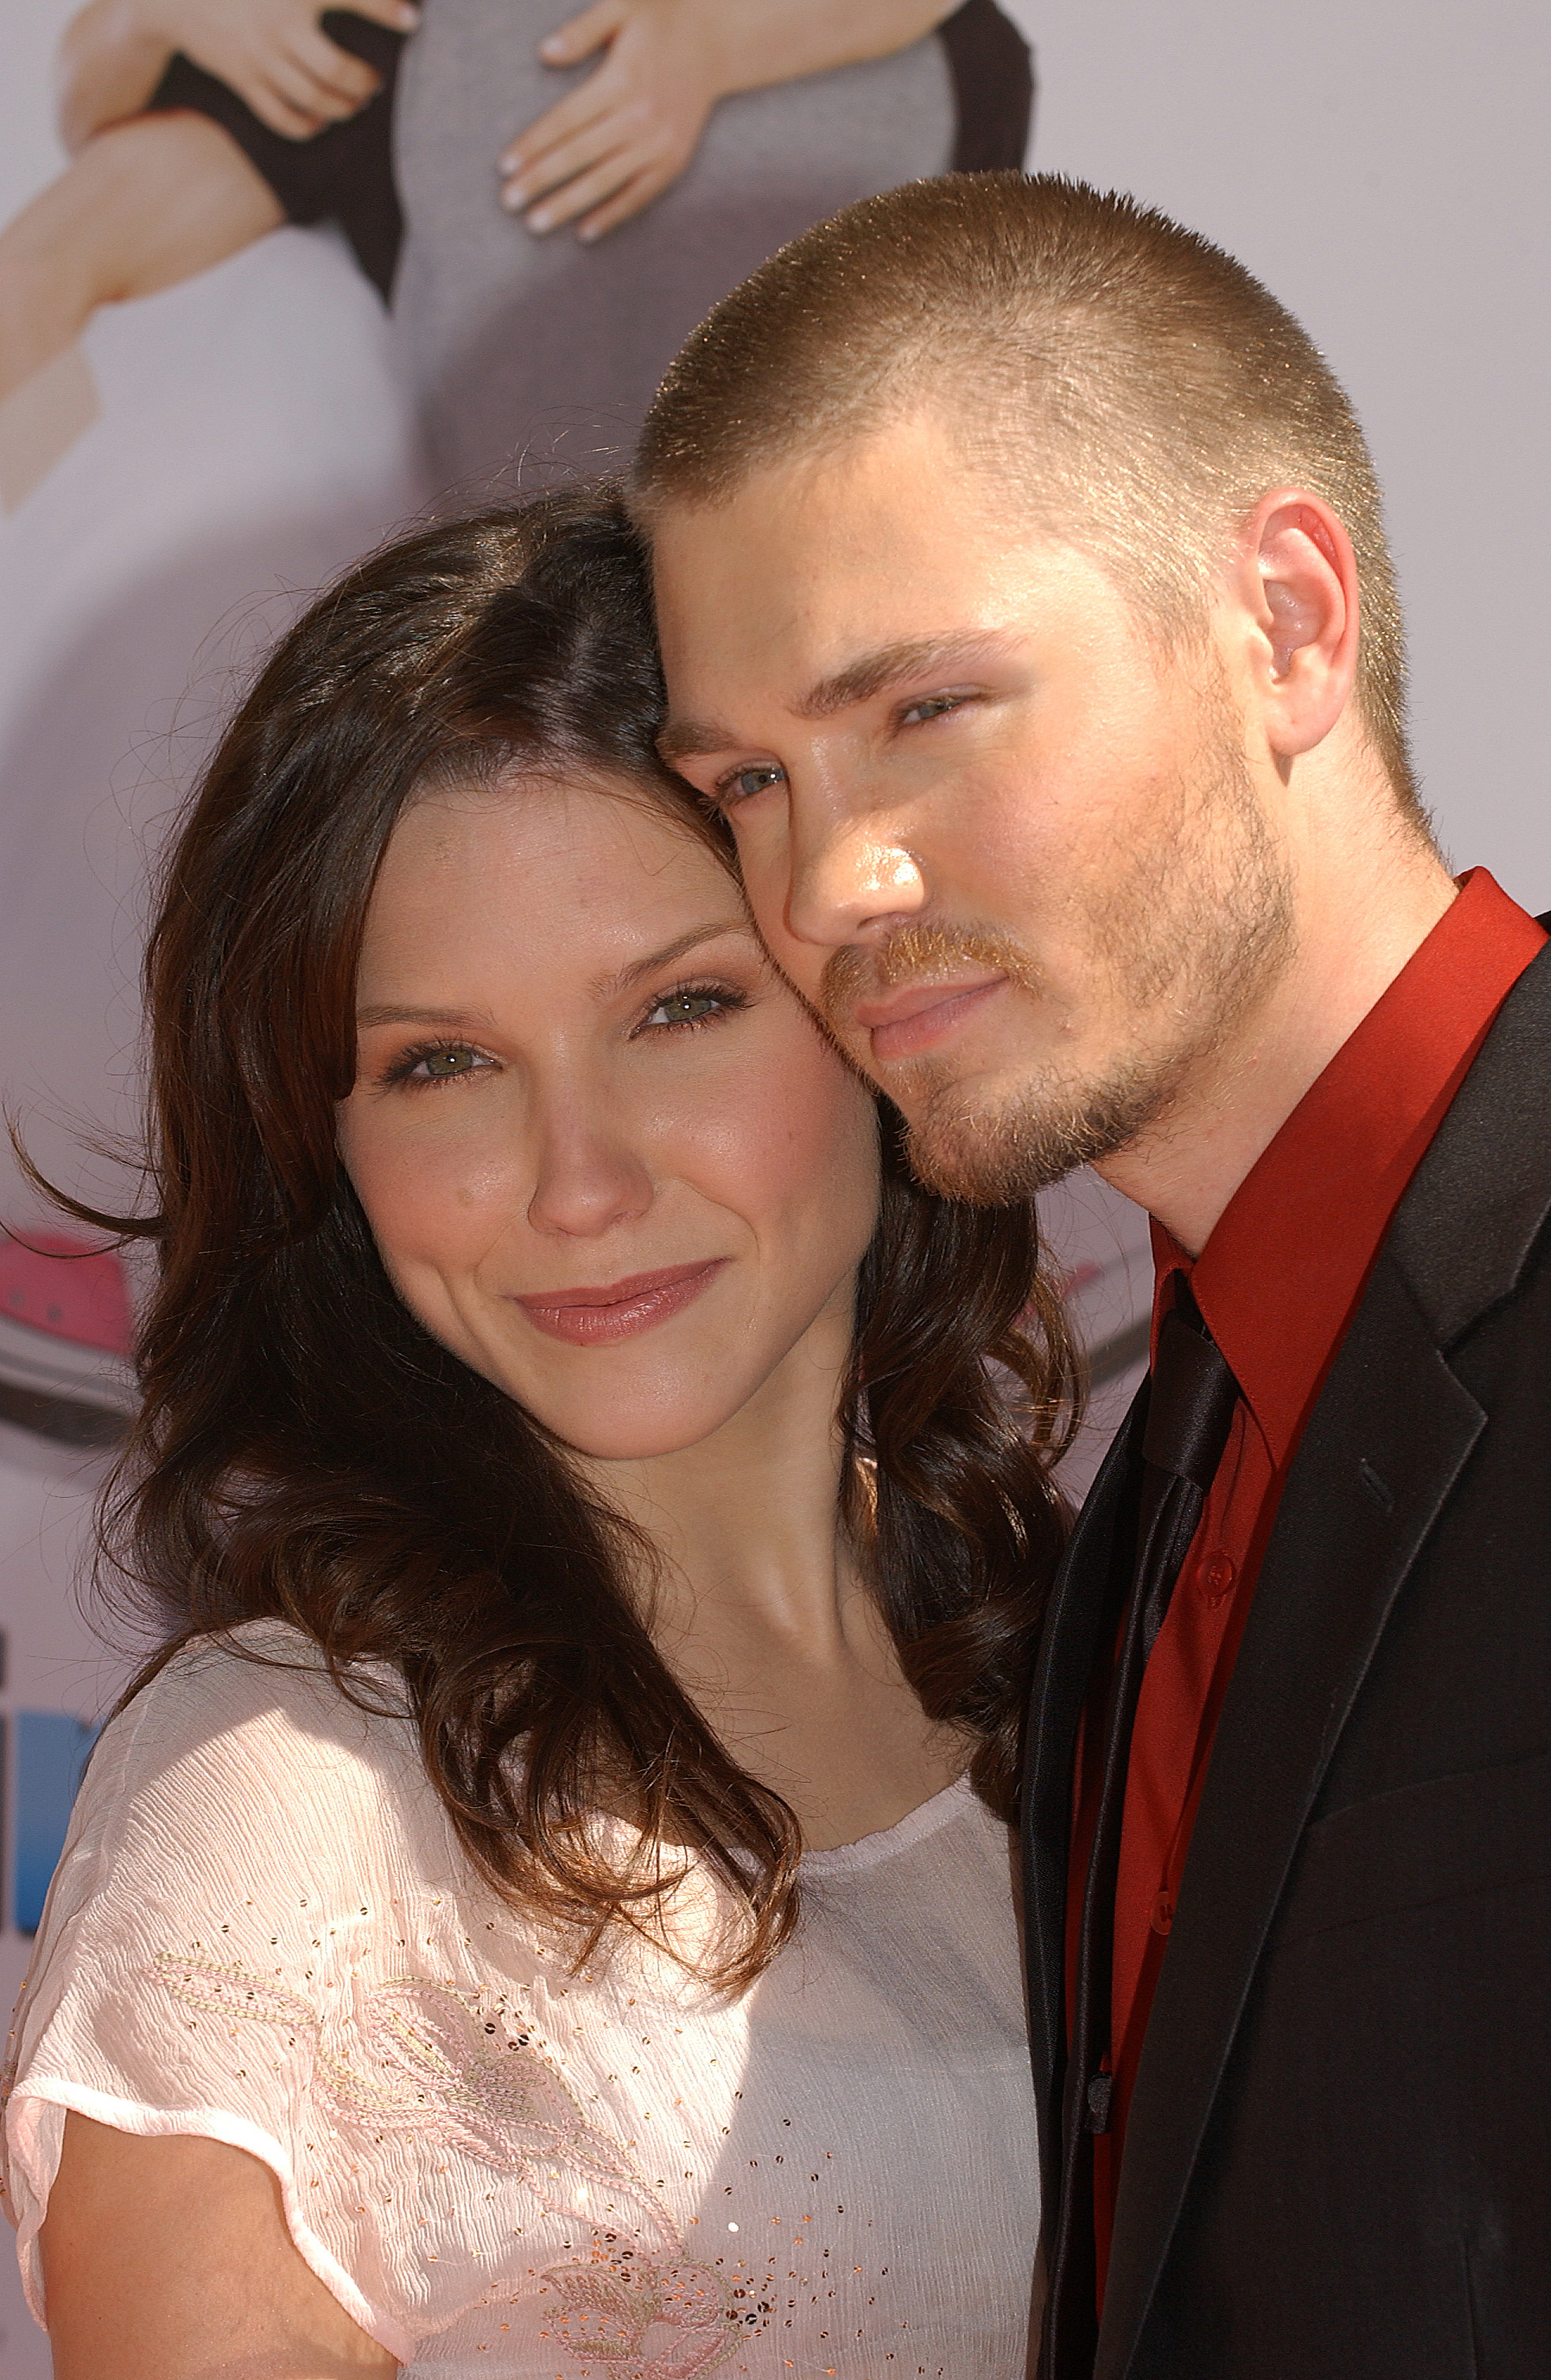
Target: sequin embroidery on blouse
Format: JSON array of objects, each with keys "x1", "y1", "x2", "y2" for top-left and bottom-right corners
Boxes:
[{"x1": 149, "y1": 1955, "x2": 738, "y2": 2376}]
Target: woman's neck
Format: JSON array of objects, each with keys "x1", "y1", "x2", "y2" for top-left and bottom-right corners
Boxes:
[
  {"x1": 579, "y1": 1299, "x2": 858, "y2": 1650},
  {"x1": 570, "y1": 1318, "x2": 965, "y2": 1849}
]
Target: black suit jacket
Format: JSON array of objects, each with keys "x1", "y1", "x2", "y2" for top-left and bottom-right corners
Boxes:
[{"x1": 1022, "y1": 928, "x2": 1551, "y2": 2378}]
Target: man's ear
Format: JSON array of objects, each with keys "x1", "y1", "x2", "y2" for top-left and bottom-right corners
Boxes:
[{"x1": 1231, "y1": 488, "x2": 1361, "y2": 760}]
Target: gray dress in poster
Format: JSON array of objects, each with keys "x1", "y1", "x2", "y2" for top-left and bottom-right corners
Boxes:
[{"x1": 392, "y1": 7, "x2": 958, "y2": 496}]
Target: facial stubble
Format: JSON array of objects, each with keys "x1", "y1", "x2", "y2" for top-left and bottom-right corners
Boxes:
[{"x1": 821, "y1": 723, "x2": 1296, "y2": 1207}]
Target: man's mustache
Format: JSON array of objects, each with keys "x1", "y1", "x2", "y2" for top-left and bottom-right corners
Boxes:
[{"x1": 818, "y1": 923, "x2": 1046, "y2": 1034}]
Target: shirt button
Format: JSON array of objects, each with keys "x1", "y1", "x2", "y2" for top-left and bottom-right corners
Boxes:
[
  {"x1": 1150, "y1": 1891, "x2": 1175, "y2": 1935},
  {"x1": 1200, "y1": 1551, "x2": 1237, "y2": 1601}
]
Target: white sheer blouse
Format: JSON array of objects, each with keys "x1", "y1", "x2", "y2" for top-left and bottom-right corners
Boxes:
[{"x1": 2, "y1": 1622, "x2": 1040, "y2": 2375}]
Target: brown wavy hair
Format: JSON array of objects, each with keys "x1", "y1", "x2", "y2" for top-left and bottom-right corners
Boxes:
[{"x1": 68, "y1": 491, "x2": 1079, "y2": 1986}]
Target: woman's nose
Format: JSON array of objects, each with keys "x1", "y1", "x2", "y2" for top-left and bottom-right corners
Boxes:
[{"x1": 525, "y1": 1099, "x2": 654, "y2": 1241}]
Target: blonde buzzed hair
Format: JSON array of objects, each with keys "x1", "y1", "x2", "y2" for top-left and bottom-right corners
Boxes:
[{"x1": 634, "y1": 172, "x2": 1420, "y2": 817}]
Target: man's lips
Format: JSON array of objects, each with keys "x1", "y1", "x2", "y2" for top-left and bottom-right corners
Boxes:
[
  {"x1": 848, "y1": 972, "x2": 1008, "y2": 1061},
  {"x1": 514, "y1": 1260, "x2": 726, "y2": 1346}
]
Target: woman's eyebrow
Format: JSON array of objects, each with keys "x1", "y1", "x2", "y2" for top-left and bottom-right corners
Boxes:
[
  {"x1": 596, "y1": 917, "x2": 756, "y2": 999},
  {"x1": 355, "y1": 1002, "x2": 498, "y2": 1029},
  {"x1": 353, "y1": 927, "x2": 754, "y2": 1028}
]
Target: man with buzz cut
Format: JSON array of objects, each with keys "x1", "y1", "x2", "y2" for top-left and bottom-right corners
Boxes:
[{"x1": 631, "y1": 173, "x2": 1551, "y2": 2378}]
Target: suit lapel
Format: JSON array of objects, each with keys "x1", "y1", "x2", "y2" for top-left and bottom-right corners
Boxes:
[
  {"x1": 1023, "y1": 1385, "x2": 1147, "y2": 2206},
  {"x1": 1094, "y1": 933, "x2": 1551, "y2": 2378}
]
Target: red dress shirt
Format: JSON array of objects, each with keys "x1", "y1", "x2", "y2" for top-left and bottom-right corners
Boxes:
[{"x1": 1067, "y1": 868, "x2": 1548, "y2": 2299}]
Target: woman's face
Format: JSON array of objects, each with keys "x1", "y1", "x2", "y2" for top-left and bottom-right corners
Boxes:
[{"x1": 338, "y1": 775, "x2": 881, "y2": 1463}]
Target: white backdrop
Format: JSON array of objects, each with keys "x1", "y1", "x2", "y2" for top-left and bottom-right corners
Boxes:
[
  {"x1": 1005, "y1": 0, "x2": 1551, "y2": 908},
  {"x1": 1, "y1": 2, "x2": 1548, "y2": 2366}
]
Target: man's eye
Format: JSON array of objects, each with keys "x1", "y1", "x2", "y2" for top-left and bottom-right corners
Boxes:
[
  {"x1": 900, "y1": 692, "x2": 967, "y2": 726},
  {"x1": 719, "y1": 763, "x2": 785, "y2": 806}
]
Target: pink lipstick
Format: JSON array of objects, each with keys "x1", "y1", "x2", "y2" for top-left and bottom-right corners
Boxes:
[{"x1": 514, "y1": 1260, "x2": 726, "y2": 1345}]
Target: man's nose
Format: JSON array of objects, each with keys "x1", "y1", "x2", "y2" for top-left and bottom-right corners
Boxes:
[
  {"x1": 525, "y1": 1098, "x2": 654, "y2": 1241},
  {"x1": 781, "y1": 808, "x2": 928, "y2": 952}
]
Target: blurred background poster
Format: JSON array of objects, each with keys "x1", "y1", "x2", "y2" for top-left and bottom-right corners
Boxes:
[{"x1": 0, "y1": 0, "x2": 1547, "y2": 2361}]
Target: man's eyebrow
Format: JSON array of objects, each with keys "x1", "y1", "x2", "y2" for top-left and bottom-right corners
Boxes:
[
  {"x1": 795, "y1": 634, "x2": 1018, "y2": 720},
  {"x1": 657, "y1": 634, "x2": 1019, "y2": 764},
  {"x1": 657, "y1": 714, "x2": 738, "y2": 766},
  {"x1": 594, "y1": 917, "x2": 757, "y2": 999}
]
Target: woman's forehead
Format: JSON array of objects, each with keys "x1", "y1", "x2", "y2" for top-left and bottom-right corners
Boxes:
[
  {"x1": 359, "y1": 776, "x2": 753, "y2": 1000},
  {"x1": 396, "y1": 766, "x2": 726, "y2": 872}
]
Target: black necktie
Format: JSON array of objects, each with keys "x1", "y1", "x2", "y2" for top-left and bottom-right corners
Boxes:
[{"x1": 1042, "y1": 1282, "x2": 1240, "y2": 2377}]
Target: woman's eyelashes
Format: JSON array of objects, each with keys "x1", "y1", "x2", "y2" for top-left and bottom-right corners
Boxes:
[
  {"x1": 379, "y1": 1037, "x2": 495, "y2": 1089},
  {"x1": 635, "y1": 979, "x2": 750, "y2": 1035}
]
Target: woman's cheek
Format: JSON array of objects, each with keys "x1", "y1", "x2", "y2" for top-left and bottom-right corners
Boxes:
[
  {"x1": 774, "y1": 1031, "x2": 878, "y2": 1180},
  {"x1": 342, "y1": 1101, "x2": 526, "y2": 1274},
  {"x1": 692, "y1": 1029, "x2": 878, "y2": 1241}
]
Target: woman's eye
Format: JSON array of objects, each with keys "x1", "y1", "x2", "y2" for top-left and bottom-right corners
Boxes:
[
  {"x1": 641, "y1": 987, "x2": 730, "y2": 1030},
  {"x1": 392, "y1": 1042, "x2": 491, "y2": 1085}
]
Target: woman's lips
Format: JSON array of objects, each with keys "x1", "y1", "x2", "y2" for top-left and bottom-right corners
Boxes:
[{"x1": 514, "y1": 1260, "x2": 726, "y2": 1345}]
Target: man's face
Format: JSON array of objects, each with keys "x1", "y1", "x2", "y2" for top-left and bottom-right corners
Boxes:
[{"x1": 651, "y1": 411, "x2": 1295, "y2": 1203}]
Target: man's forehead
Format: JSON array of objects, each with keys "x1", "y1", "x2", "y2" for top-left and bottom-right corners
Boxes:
[
  {"x1": 646, "y1": 415, "x2": 1152, "y2": 744},
  {"x1": 654, "y1": 528, "x2": 1113, "y2": 726},
  {"x1": 655, "y1": 627, "x2": 1039, "y2": 764},
  {"x1": 652, "y1": 412, "x2": 1004, "y2": 539},
  {"x1": 650, "y1": 466, "x2": 1102, "y2": 680}
]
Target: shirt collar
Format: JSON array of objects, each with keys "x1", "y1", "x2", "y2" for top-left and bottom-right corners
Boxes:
[{"x1": 1151, "y1": 869, "x2": 1546, "y2": 1470}]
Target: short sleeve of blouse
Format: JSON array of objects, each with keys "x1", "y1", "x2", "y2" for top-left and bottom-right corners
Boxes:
[{"x1": 0, "y1": 1624, "x2": 468, "y2": 2364}]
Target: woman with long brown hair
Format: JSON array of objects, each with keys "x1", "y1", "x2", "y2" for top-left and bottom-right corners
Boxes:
[{"x1": 1, "y1": 491, "x2": 1075, "y2": 2378}]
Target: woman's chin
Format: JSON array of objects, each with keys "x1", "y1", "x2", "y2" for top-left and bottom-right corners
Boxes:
[
  {"x1": 457, "y1": 1352, "x2": 748, "y2": 1463},
  {"x1": 544, "y1": 1408, "x2": 747, "y2": 1467}
]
